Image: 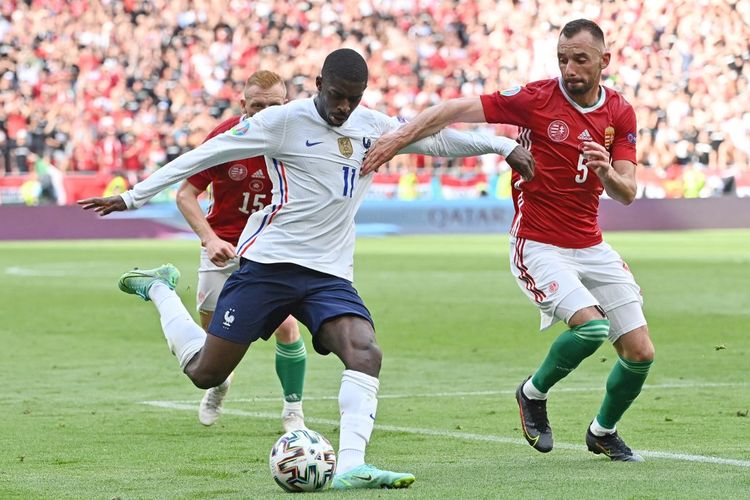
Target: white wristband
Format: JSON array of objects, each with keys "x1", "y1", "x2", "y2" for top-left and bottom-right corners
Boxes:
[
  {"x1": 494, "y1": 136, "x2": 518, "y2": 157},
  {"x1": 120, "y1": 191, "x2": 138, "y2": 210}
]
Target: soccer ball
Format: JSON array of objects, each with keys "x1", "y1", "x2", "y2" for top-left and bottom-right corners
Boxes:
[{"x1": 269, "y1": 429, "x2": 337, "y2": 492}]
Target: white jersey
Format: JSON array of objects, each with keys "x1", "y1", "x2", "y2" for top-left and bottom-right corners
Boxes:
[{"x1": 122, "y1": 98, "x2": 516, "y2": 281}]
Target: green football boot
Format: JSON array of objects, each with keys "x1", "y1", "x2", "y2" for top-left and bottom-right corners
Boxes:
[
  {"x1": 117, "y1": 264, "x2": 180, "y2": 301},
  {"x1": 331, "y1": 464, "x2": 415, "y2": 490}
]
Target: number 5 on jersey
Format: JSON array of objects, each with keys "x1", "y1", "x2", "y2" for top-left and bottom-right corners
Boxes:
[
  {"x1": 575, "y1": 154, "x2": 588, "y2": 184},
  {"x1": 342, "y1": 166, "x2": 357, "y2": 197}
]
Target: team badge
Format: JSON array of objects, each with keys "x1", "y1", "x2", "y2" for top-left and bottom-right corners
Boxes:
[
  {"x1": 627, "y1": 132, "x2": 637, "y2": 145},
  {"x1": 549, "y1": 281, "x2": 559, "y2": 294},
  {"x1": 338, "y1": 137, "x2": 353, "y2": 158},
  {"x1": 500, "y1": 86, "x2": 522, "y2": 96},
  {"x1": 547, "y1": 120, "x2": 569, "y2": 142},
  {"x1": 230, "y1": 119, "x2": 250, "y2": 136},
  {"x1": 228, "y1": 164, "x2": 248, "y2": 181},
  {"x1": 249, "y1": 179, "x2": 264, "y2": 192},
  {"x1": 604, "y1": 126, "x2": 615, "y2": 149}
]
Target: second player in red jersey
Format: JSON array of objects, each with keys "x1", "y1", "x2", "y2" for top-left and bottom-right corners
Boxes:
[
  {"x1": 186, "y1": 115, "x2": 272, "y2": 247},
  {"x1": 360, "y1": 19, "x2": 654, "y2": 464},
  {"x1": 175, "y1": 70, "x2": 307, "y2": 432},
  {"x1": 480, "y1": 79, "x2": 637, "y2": 248}
]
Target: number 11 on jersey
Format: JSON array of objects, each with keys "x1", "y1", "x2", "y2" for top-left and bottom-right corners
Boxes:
[{"x1": 342, "y1": 166, "x2": 357, "y2": 197}]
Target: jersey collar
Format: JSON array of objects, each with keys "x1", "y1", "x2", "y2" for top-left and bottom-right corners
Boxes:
[{"x1": 557, "y1": 77, "x2": 606, "y2": 113}]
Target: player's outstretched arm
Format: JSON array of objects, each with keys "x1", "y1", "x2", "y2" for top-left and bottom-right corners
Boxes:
[
  {"x1": 361, "y1": 97, "x2": 486, "y2": 175},
  {"x1": 77, "y1": 195, "x2": 127, "y2": 215}
]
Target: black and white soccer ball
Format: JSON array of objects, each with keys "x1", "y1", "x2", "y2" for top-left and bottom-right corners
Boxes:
[{"x1": 269, "y1": 429, "x2": 337, "y2": 492}]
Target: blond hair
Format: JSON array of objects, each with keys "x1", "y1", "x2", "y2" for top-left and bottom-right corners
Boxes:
[{"x1": 245, "y1": 70, "x2": 285, "y2": 92}]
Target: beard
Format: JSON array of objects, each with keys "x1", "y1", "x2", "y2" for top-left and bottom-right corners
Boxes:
[
  {"x1": 565, "y1": 81, "x2": 593, "y2": 95},
  {"x1": 564, "y1": 79, "x2": 594, "y2": 95}
]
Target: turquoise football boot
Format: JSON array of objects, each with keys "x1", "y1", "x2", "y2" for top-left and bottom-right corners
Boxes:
[
  {"x1": 331, "y1": 464, "x2": 415, "y2": 490},
  {"x1": 117, "y1": 264, "x2": 180, "y2": 301}
]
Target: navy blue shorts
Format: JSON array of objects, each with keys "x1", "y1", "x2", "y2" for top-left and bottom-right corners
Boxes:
[{"x1": 208, "y1": 259, "x2": 374, "y2": 354}]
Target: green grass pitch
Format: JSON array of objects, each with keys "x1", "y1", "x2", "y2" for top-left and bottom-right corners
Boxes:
[{"x1": 1, "y1": 230, "x2": 748, "y2": 499}]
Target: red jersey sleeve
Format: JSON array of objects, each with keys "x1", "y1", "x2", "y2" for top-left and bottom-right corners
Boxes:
[
  {"x1": 610, "y1": 99, "x2": 637, "y2": 164},
  {"x1": 186, "y1": 116, "x2": 242, "y2": 191},
  {"x1": 480, "y1": 83, "x2": 543, "y2": 127}
]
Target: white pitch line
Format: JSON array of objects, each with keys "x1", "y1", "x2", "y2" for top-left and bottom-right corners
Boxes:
[
  {"x1": 141, "y1": 400, "x2": 750, "y2": 468},
  {"x1": 163, "y1": 381, "x2": 749, "y2": 404}
]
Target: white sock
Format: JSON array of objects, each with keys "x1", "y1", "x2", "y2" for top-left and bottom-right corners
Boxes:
[
  {"x1": 523, "y1": 378, "x2": 548, "y2": 400},
  {"x1": 282, "y1": 400, "x2": 302, "y2": 416},
  {"x1": 589, "y1": 418, "x2": 616, "y2": 437},
  {"x1": 149, "y1": 282, "x2": 206, "y2": 370},
  {"x1": 336, "y1": 369, "x2": 379, "y2": 474}
]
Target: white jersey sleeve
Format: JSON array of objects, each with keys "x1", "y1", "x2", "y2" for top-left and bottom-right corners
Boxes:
[
  {"x1": 404, "y1": 127, "x2": 517, "y2": 158},
  {"x1": 121, "y1": 108, "x2": 285, "y2": 209},
  {"x1": 372, "y1": 115, "x2": 517, "y2": 159}
]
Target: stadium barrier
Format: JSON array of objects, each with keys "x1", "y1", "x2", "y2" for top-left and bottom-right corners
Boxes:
[
  {"x1": 2, "y1": 168, "x2": 749, "y2": 207},
  {"x1": 1, "y1": 197, "x2": 749, "y2": 241}
]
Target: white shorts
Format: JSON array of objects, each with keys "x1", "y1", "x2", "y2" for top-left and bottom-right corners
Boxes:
[
  {"x1": 509, "y1": 237, "x2": 646, "y2": 342},
  {"x1": 196, "y1": 247, "x2": 240, "y2": 312}
]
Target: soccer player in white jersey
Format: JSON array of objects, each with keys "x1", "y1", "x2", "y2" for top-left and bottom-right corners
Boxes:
[
  {"x1": 176, "y1": 71, "x2": 306, "y2": 430},
  {"x1": 79, "y1": 48, "x2": 534, "y2": 490}
]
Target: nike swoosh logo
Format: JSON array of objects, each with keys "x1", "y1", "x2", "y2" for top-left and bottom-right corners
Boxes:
[
  {"x1": 305, "y1": 140, "x2": 323, "y2": 147},
  {"x1": 352, "y1": 475, "x2": 373, "y2": 481}
]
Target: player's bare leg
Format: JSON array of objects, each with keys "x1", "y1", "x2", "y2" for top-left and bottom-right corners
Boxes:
[
  {"x1": 184, "y1": 333, "x2": 249, "y2": 389},
  {"x1": 118, "y1": 265, "x2": 248, "y2": 406},
  {"x1": 195, "y1": 309, "x2": 236, "y2": 426},
  {"x1": 273, "y1": 315, "x2": 307, "y2": 431},
  {"x1": 316, "y1": 316, "x2": 415, "y2": 490}
]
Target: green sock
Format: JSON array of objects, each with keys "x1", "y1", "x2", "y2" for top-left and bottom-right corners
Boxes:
[
  {"x1": 275, "y1": 338, "x2": 307, "y2": 403},
  {"x1": 596, "y1": 356, "x2": 652, "y2": 429},
  {"x1": 531, "y1": 319, "x2": 610, "y2": 393}
]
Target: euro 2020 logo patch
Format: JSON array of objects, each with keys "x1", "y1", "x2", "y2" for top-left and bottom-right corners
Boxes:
[
  {"x1": 500, "y1": 86, "x2": 522, "y2": 96},
  {"x1": 230, "y1": 119, "x2": 250, "y2": 136},
  {"x1": 547, "y1": 120, "x2": 569, "y2": 142}
]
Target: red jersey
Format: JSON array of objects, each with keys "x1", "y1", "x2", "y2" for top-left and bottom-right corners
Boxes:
[
  {"x1": 186, "y1": 116, "x2": 272, "y2": 246},
  {"x1": 480, "y1": 78, "x2": 637, "y2": 248}
]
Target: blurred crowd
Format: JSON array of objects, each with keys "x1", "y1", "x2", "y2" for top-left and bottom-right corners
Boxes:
[{"x1": 1, "y1": 0, "x2": 749, "y2": 199}]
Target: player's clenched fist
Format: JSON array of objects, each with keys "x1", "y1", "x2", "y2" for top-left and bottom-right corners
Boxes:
[{"x1": 581, "y1": 141, "x2": 612, "y2": 178}]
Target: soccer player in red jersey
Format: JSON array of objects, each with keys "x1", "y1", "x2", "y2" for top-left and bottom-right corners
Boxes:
[
  {"x1": 361, "y1": 19, "x2": 653, "y2": 462},
  {"x1": 175, "y1": 71, "x2": 307, "y2": 430}
]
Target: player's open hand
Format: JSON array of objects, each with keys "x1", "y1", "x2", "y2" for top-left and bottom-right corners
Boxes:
[
  {"x1": 205, "y1": 238, "x2": 237, "y2": 267},
  {"x1": 360, "y1": 131, "x2": 402, "y2": 176},
  {"x1": 582, "y1": 141, "x2": 611, "y2": 178},
  {"x1": 77, "y1": 195, "x2": 127, "y2": 215},
  {"x1": 506, "y1": 145, "x2": 535, "y2": 181}
]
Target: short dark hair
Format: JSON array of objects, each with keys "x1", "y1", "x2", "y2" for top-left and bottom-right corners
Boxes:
[
  {"x1": 321, "y1": 48, "x2": 368, "y2": 83},
  {"x1": 560, "y1": 19, "x2": 605, "y2": 46}
]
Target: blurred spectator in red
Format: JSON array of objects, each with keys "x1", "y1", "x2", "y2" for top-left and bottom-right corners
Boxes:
[{"x1": 0, "y1": 0, "x2": 746, "y2": 198}]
